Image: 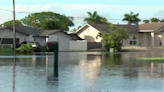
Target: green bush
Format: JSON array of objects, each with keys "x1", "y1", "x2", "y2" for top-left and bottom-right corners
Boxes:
[
  {"x1": 41, "y1": 45, "x2": 48, "y2": 52},
  {"x1": 0, "y1": 48, "x2": 12, "y2": 53},
  {"x1": 16, "y1": 43, "x2": 35, "y2": 53}
]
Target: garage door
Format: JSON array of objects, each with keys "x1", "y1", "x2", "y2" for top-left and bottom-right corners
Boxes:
[{"x1": 0, "y1": 38, "x2": 19, "y2": 45}]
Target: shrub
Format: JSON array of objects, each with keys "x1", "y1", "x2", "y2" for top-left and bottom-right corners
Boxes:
[
  {"x1": 41, "y1": 45, "x2": 48, "y2": 52},
  {"x1": 16, "y1": 43, "x2": 35, "y2": 53},
  {"x1": 0, "y1": 48, "x2": 12, "y2": 53},
  {"x1": 97, "y1": 23, "x2": 129, "y2": 51}
]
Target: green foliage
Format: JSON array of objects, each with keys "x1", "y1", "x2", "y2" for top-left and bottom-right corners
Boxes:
[
  {"x1": 16, "y1": 44, "x2": 35, "y2": 53},
  {"x1": 21, "y1": 11, "x2": 74, "y2": 31},
  {"x1": 69, "y1": 25, "x2": 82, "y2": 32},
  {"x1": 70, "y1": 28, "x2": 77, "y2": 32},
  {"x1": 160, "y1": 19, "x2": 164, "y2": 22},
  {"x1": 122, "y1": 11, "x2": 141, "y2": 25},
  {"x1": 2, "y1": 20, "x2": 23, "y2": 26},
  {"x1": 143, "y1": 20, "x2": 149, "y2": 23},
  {"x1": 84, "y1": 11, "x2": 108, "y2": 24},
  {"x1": 97, "y1": 23, "x2": 129, "y2": 51},
  {"x1": 0, "y1": 48, "x2": 12, "y2": 53},
  {"x1": 41, "y1": 45, "x2": 48, "y2": 52},
  {"x1": 150, "y1": 18, "x2": 160, "y2": 23}
]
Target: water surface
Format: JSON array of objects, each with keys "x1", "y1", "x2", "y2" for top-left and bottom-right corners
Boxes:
[{"x1": 0, "y1": 52, "x2": 164, "y2": 92}]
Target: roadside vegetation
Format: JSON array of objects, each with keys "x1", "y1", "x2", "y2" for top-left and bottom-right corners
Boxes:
[
  {"x1": 16, "y1": 43, "x2": 35, "y2": 53},
  {"x1": 97, "y1": 23, "x2": 129, "y2": 52}
]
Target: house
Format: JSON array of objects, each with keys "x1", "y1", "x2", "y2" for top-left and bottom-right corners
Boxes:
[
  {"x1": 0, "y1": 25, "x2": 87, "y2": 51},
  {"x1": 44, "y1": 30, "x2": 87, "y2": 51},
  {"x1": 0, "y1": 25, "x2": 46, "y2": 46},
  {"x1": 76, "y1": 23, "x2": 164, "y2": 49}
]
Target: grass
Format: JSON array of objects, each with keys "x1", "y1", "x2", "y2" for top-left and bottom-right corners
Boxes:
[{"x1": 139, "y1": 57, "x2": 164, "y2": 62}]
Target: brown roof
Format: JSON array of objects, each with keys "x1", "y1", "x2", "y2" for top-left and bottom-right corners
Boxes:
[
  {"x1": 139, "y1": 22, "x2": 164, "y2": 30},
  {"x1": 89, "y1": 24, "x2": 140, "y2": 34}
]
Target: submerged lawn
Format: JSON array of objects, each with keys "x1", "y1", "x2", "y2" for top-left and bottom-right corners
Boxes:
[{"x1": 139, "y1": 57, "x2": 164, "y2": 62}]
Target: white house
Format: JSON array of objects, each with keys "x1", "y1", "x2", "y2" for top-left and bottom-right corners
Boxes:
[
  {"x1": 0, "y1": 25, "x2": 87, "y2": 51},
  {"x1": 76, "y1": 23, "x2": 164, "y2": 49},
  {"x1": 41, "y1": 30, "x2": 87, "y2": 51}
]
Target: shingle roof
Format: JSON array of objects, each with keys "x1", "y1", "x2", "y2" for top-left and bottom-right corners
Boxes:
[
  {"x1": 139, "y1": 22, "x2": 164, "y2": 30},
  {"x1": 40, "y1": 30, "x2": 60, "y2": 36},
  {"x1": 68, "y1": 33, "x2": 84, "y2": 40},
  {"x1": 8, "y1": 26, "x2": 45, "y2": 36},
  {"x1": 89, "y1": 24, "x2": 140, "y2": 34}
]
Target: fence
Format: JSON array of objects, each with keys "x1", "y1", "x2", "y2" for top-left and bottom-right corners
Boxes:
[
  {"x1": 70, "y1": 40, "x2": 87, "y2": 51},
  {"x1": 87, "y1": 42, "x2": 102, "y2": 49},
  {"x1": 0, "y1": 44, "x2": 13, "y2": 49}
]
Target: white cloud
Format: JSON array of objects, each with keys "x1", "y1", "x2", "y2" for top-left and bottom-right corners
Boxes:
[{"x1": 1, "y1": 4, "x2": 164, "y2": 27}]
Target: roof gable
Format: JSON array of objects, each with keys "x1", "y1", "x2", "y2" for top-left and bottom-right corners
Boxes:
[{"x1": 76, "y1": 24, "x2": 100, "y2": 35}]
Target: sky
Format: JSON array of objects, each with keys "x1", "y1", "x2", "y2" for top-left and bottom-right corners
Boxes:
[{"x1": 1, "y1": 0, "x2": 164, "y2": 29}]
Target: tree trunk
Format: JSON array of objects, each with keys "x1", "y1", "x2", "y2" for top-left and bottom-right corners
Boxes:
[{"x1": 128, "y1": 21, "x2": 131, "y2": 25}]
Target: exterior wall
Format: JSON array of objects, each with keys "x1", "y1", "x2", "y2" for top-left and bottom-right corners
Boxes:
[
  {"x1": 154, "y1": 34, "x2": 160, "y2": 47},
  {"x1": 78, "y1": 26, "x2": 102, "y2": 42},
  {"x1": 34, "y1": 37, "x2": 46, "y2": 46},
  {"x1": 140, "y1": 33, "x2": 151, "y2": 47},
  {"x1": 138, "y1": 35, "x2": 143, "y2": 46},
  {"x1": 122, "y1": 33, "x2": 160, "y2": 47},
  {"x1": 48, "y1": 32, "x2": 70, "y2": 51},
  {"x1": 0, "y1": 28, "x2": 31, "y2": 44},
  {"x1": 148, "y1": 33, "x2": 152, "y2": 46},
  {"x1": 122, "y1": 34, "x2": 139, "y2": 46},
  {"x1": 70, "y1": 40, "x2": 87, "y2": 51},
  {"x1": 26, "y1": 35, "x2": 34, "y2": 42}
]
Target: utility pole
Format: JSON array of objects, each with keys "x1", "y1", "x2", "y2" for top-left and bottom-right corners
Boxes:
[
  {"x1": 12, "y1": 1, "x2": 16, "y2": 92},
  {"x1": 13, "y1": 0, "x2": 16, "y2": 53}
]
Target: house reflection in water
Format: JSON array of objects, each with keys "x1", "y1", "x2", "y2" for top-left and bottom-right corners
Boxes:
[{"x1": 3, "y1": 52, "x2": 164, "y2": 91}]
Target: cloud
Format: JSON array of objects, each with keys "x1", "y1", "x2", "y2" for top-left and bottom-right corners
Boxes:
[
  {"x1": 1, "y1": 4, "x2": 164, "y2": 27},
  {"x1": 153, "y1": 10, "x2": 164, "y2": 19}
]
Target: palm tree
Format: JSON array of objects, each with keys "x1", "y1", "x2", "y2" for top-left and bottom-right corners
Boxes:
[
  {"x1": 84, "y1": 11, "x2": 107, "y2": 24},
  {"x1": 122, "y1": 11, "x2": 141, "y2": 25},
  {"x1": 143, "y1": 20, "x2": 149, "y2": 23}
]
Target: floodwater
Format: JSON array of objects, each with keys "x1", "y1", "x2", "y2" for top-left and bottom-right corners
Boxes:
[{"x1": 0, "y1": 52, "x2": 164, "y2": 92}]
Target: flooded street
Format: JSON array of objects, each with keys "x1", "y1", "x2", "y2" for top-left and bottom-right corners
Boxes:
[{"x1": 0, "y1": 52, "x2": 164, "y2": 92}]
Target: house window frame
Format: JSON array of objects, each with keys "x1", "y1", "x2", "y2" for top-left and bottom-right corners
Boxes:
[{"x1": 129, "y1": 35, "x2": 138, "y2": 46}]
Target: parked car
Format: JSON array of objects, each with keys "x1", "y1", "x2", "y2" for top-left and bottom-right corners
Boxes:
[{"x1": 16, "y1": 41, "x2": 41, "y2": 52}]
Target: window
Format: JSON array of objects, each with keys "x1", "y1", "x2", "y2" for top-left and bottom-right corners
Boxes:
[{"x1": 129, "y1": 36, "x2": 137, "y2": 45}]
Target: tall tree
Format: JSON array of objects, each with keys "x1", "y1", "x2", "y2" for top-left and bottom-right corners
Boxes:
[
  {"x1": 150, "y1": 18, "x2": 160, "y2": 23},
  {"x1": 143, "y1": 20, "x2": 149, "y2": 23},
  {"x1": 122, "y1": 11, "x2": 141, "y2": 25},
  {"x1": 2, "y1": 20, "x2": 23, "y2": 26},
  {"x1": 84, "y1": 11, "x2": 108, "y2": 24},
  {"x1": 21, "y1": 11, "x2": 74, "y2": 31}
]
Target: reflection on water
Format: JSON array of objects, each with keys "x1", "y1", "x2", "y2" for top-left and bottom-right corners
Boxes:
[{"x1": 0, "y1": 52, "x2": 164, "y2": 92}]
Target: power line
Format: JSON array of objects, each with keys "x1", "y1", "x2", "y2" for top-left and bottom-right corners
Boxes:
[{"x1": 0, "y1": 8, "x2": 147, "y2": 21}]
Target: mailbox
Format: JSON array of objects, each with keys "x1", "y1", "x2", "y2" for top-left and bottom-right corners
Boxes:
[
  {"x1": 47, "y1": 41, "x2": 59, "y2": 77},
  {"x1": 47, "y1": 41, "x2": 58, "y2": 52}
]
